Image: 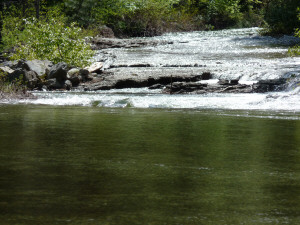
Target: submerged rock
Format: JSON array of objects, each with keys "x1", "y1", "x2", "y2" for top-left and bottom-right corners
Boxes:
[{"x1": 91, "y1": 37, "x2": 173, "y2": 50}]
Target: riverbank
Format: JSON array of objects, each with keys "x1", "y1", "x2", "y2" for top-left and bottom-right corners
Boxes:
[
  {"x1": 0, "y1": 58, "x2": 290, "y2": 96},
  {"x1": 1, "y1": 28, "x2": 300, "y2": 101}
]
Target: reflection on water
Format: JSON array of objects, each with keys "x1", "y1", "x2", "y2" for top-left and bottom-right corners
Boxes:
[{"x1": 0, "y1": 105, "x2": 299, "y2": 224}]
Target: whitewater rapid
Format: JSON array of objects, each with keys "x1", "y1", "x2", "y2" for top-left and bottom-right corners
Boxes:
[{"x1": 2, "y1": 28, "x2": 300, "y2": 114}]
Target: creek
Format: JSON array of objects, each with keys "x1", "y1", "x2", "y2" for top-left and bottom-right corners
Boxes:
[
  {"x1": 6, "y1": 27, "x2": 300, "y2": 111},
  {"x1": 0, "y1": 28, "x2": 300, "y2": 224}
]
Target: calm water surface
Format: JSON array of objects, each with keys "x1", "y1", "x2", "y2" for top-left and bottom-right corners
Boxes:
[{"x1": 0, "y1": 105, "x2": 299, "y2": 224}]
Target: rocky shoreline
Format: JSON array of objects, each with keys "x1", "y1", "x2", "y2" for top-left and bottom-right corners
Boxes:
[
  {"x1": 0, "y1": 37, "x2": 295, "y2": 97},
  {"x1": 0, "y1": 58, "x2": 290, "y2": 96}
]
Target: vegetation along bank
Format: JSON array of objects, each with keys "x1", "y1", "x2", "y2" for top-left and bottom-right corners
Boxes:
[{"x1": 0, "y1": 0, "x2": 300, "y2": 98}]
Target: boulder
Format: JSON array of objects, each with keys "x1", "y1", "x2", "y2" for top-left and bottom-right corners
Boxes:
[
  {"x1": 64, "y1": 80, "x2": 72, "y2": 90},
  {"x1": 24, "y1": 60, "x2": 53, "y2": 77},
  {"x1": 67, "y1": 68, "x2": 80, "y2": 78},
  {"x1": 80, "y1": 68, "x2": 89, "y2": 80},
  {"x1": 85, "y1": 62, "x2": 103, "y2": 73},
  {"x1": 48, "y1": 62, "x2": 68, "y2": 82},
  {"x1": 46, "y1": 78, "x2": 64, "y2": 90},
  {"x1": 67, "y1": 68, "x2": 83, "y2": 86},
  {"x1": 68, "y1": 76, "x2": 81, "y2": 87},
  {"x1": 98, "y1": 25, "x2": 115, "y2": 38},
  {"x1": 24, "y1": 71, "x2": 40, "y2": 88}
]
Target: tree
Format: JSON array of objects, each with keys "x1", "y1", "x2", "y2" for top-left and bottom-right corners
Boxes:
[
  {"x1": 64, "y1": 0, "x2": 97, "y2": 26},
  {"x1": 264, "y1": 0, "x2": 300, "y2": 34}
]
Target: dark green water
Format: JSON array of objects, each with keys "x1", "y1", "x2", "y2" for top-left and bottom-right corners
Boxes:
[{"x1": 0, "y1": 105, "x2": 299, "y2": 225}]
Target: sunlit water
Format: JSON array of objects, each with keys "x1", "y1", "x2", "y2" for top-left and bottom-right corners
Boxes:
[
  {"x1": 13, "y1": 85, "x2": 300, "y2": 114},
  {"x1": 1, "y1": 28, "x2": 300, "y2": 224},
  {"x1": 4, "y1": 28, "x2": 300, "y2": 112},
  {"x1": 103, "y1": 27, "x2": 300, "y2": 81}
]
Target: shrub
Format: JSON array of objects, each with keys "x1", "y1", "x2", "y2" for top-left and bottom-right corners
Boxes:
[
  {"x1": 1, "y1": 6, "x2": 94, "y2": 67},
  {"x1": 0, "y1": 70, "x2": 26, "y2": 94},
  {"x1": 288, "y1": 29, "x2": 300, "y2": 56},
  {"x1": 264, "y1": 0, "x2": 300, "y2": 35},
  {"x1": 206, "y1": 0, "x2": 243, "y2": 28},
  {"x1": 93, "y1": 0, "x2": 180, "y2": 36}
]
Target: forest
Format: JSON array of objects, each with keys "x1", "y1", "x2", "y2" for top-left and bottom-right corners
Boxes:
[{"x1": 0, "y1": 0, "x2": 300, "y2": 65}]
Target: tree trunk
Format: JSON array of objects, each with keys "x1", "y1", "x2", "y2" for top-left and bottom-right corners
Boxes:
[
  {"x1": 22, "y1": 0, "x2": 28, "y2": 17},
  {"x1": 35, "y1": 0, "x2": 40, "y2": 19}
]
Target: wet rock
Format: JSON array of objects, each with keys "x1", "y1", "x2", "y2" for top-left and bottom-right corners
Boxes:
[
  {"x1": 218, "y1": 84, "x2": 252, "y2": 93},
  {"x1": 164, "y1": 82, "x2": 207, "y2": 94},
  {"x1": 24, "y1": 60, "x2": 53, "y2": 77},
  {"x1": 253, "y1": 78, "x2": 286, "y2": 92},
  {"x1": 148, "y1": 84, "x2": 164, "y2": 89},
  {"x1": 46, "y1": 78, "x2": 64, "y2": 90},
  {"x1": 218, "y1": 79, "x2": 239, "y2": 85},
  {"x1": 48, "y1": 62, "x2": 68, "y2": 82},
  {"x1": 91, "y1": 37, "x2": 173, "y2": 50},
  {"x1": 115, "y1": 79, "x2": 148, "y2": 89},
  {"x1": 201, "y1": 72, "x2": 212, "y2": 80},
  {"x1": 64, "y1": 80, "x2": 72, "y2": 90}
]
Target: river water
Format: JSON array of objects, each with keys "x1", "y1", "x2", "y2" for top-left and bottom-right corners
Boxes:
[
  {"x1": 0, "y1": 28, "x2": 300, "y2": 224},
  {"x1": 6, "y1": 28, "x2": 300, "y2": 111}
]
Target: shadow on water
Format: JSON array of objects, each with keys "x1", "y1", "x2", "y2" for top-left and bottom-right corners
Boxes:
[{"x1": 0, "y1": 105, "x2": 299, "y2": 224}]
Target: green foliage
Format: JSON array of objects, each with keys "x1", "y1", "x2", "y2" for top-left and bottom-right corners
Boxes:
[
  {"x1": 0, "y1": 70, "x2": 26, "y2": 94},
  {"x1": 1, "y1": 6, "x2": 94, "y2": 67},
  {"x1": 0, "y1": 0, "x2": 298, "y2": 41},
  {"x1": 93, "y1": 0, "x2": 180, "y2": 36},
  {"x1": 64, "y1": 0, "x2": 97, "y2": 26},
  {"x1": 288, "y1": 13, "x2": 300, "y2": 57},
  {"x1": 206, "y1": 0, "x2": 243, "y2": 28},
  {"x1": 264, "y1": 0, "x2": 300, "y2": 35}
]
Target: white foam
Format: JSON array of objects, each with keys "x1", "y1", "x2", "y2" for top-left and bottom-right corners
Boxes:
[{"x1": 15, "y1": 88, "x2": 300, "y2": 113}]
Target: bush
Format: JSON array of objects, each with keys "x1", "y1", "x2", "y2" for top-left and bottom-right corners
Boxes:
[
  {"x1": 206, "y1": 0, "x2": 243, "y2": 28},
  {"x1": 264, "y1": 0, "x2": 300, "y2": 35},
  {"x1": 1, "y1": 6, "x2": 94, "y2": 67},
  {"x1": 288, "y1": 28, "x2": 300, "y2": 56},
  {"x1": 0, "y1": 70, "x2": 26, "y2": 94},
  {"x1": 93, "y1": 0, "x2": 180, "y2": 36}
]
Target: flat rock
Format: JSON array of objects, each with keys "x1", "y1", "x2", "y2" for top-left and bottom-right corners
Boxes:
[
  {"x1": 91, "y1": 37, "x2": 173, "y2": 50},
  {"x1": 0, "y1": 66, "x2": 14, "y2": 74},
  {"x1": 85, "y1": 62, "x2": 103, "y2": 73}
]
